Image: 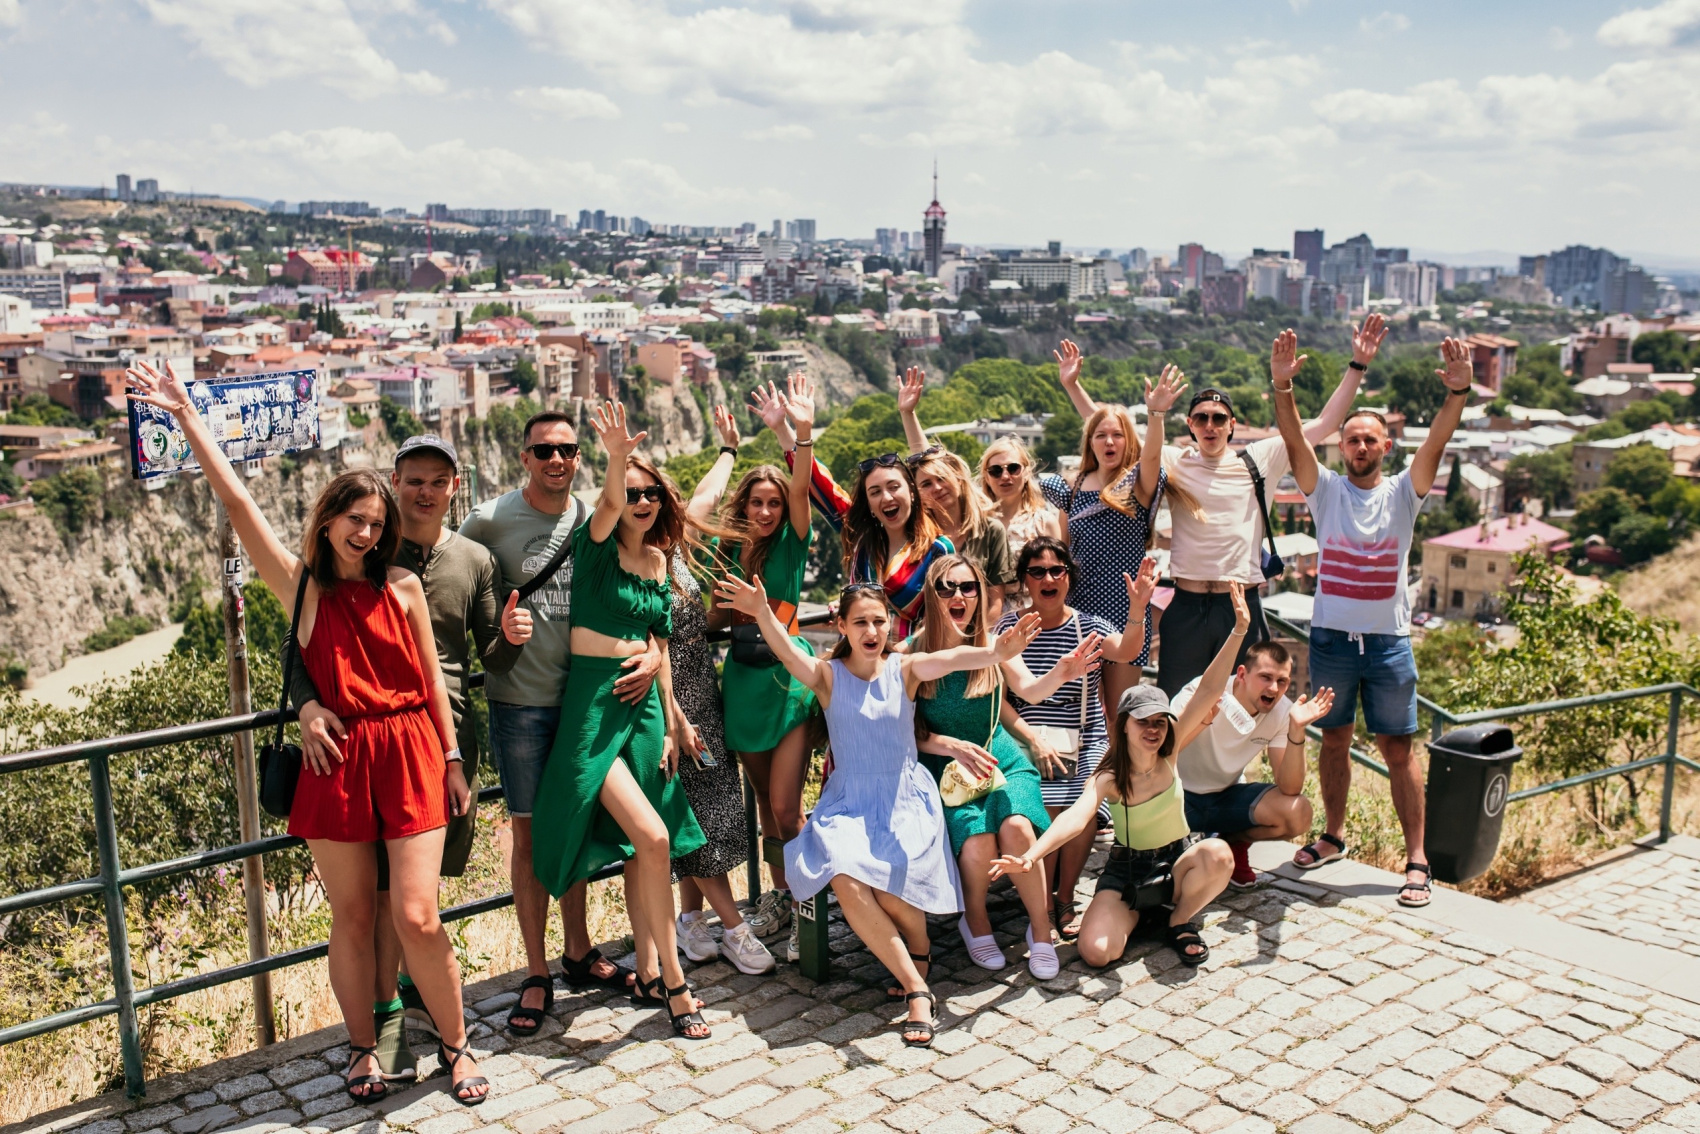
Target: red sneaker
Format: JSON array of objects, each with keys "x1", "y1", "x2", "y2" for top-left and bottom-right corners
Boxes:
[{"x1": 1227, "y1": 841, "x2": 1259, "y2": 889}]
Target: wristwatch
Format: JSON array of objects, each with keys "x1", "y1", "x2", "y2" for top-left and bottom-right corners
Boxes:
[
  {"x1": 444, "y1": 747, "x2": 464, "y2": 764},
  {"x1": 1348, "y1": 360, "x2": 1368, "y2": 372}
]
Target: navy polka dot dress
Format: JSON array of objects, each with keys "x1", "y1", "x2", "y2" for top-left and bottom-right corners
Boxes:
[{"x1": 1039, "y1": 466, "x2": 1165, "y2": 666}]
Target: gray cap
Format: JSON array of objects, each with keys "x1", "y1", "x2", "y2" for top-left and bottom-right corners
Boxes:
[
  {"x1": 1117, "y1": 684, "x2": 1176, "y2": 720},
  {"x1": 394, "y1": 433, "x2": 458, "y2": 469}
]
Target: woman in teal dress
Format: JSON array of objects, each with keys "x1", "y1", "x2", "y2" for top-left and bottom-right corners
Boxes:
[{"x1": 908, "y1": 555, "x2": 1105, "y2": 980}]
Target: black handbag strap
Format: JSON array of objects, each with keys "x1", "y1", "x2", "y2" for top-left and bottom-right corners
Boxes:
[
  {"x1": 513, "y1": 497, "x2": 585, "y2": 603},
  {"x1": 1239, "y1": 449, "x2": 1278, "y2": 561},
  {"x1": 276, "y1": 568, "x2": 310, "y2": 745}
]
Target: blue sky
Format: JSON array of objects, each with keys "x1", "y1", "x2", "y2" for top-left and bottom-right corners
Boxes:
[{"x1": 1, "y1": 1, "x2": 1695, "y2": 263}]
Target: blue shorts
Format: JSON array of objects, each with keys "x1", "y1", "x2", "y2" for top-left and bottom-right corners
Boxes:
[
  {"x1": 1184, "y1": 782, "x2": 1276, "y2": 839},
  {"x1": 489, "y1": 700, "x2": 560, "y2": 817},
  {"x1": 1308, "y1": 627, "x2": 1419, "y2": 737}
]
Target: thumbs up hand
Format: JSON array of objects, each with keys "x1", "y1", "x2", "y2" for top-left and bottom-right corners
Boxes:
[{"x1": 502, "y1": 590, "x2": 533, "y2": 646}]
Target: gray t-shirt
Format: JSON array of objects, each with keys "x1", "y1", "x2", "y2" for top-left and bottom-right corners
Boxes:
[{"x1": 459, "y1": 490, "x2": 587, "y2": 706}]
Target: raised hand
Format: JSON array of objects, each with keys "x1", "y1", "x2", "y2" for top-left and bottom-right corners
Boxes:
[
  {"x1": 1124, "y1": 557, "x2": 1160, "y2": 611},
  {"x1": 712, "y1": 403, "x2": 741, "y2": 449},
  {"x1": 783, "y1": 371, "x2": 817, "y2": 430},
  {"x1": 988, "y1": 852, "x2": 1035, "y2": 881},
  {"x1": 1352, "y1": 313, "x2": 1388, "y2": 367},
  {"x1": 712, "y1": 573, "x2": 768, "y2": 618},
  {"x1": 125, "y1": 359, "x2": 194, "y2": 416},
  {"x1": 1288, "y1": 687, "x2": 1336, "y2": 731},
  {"x1": 1436, "y1": 337, "x2": 1473, "y2": 392},
  {"x1": 591, "y1": 399, "x2": 646, "y2": 462},
  {"x1": 1229, "y1": 580, "x2": 1250, "y2": 637},
  {"x1": 501, "y1": 590, "x2": 533, "y2": 646},
  {"x1": 896, "y1": 365, "x2": 925, "y2": 415},
  {"x1": 1053, "y1": 339, "x2": 1083, "y2": 387},
  {"x1": 993, "y1": 611, "x2": 1043, "y2": 661},
  {"x1": 1270, "y1": 329, "x2": 1307, "y2": 388},
  {"x1": 1053, "y1": 632, "x2": 1104, "y2": 682},
  {"x1": 747, "y1": 381, "x2": 788, "y2": 433},
  {"x1": 1145, "y1": 364, "x2": 1187, "y2": 413}
]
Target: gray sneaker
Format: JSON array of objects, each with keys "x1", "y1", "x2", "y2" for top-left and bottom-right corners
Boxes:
[
  {"x1": 785, "y1": 918, "x2": 801, "y2": 964},
  {"x1": 746, "y1": 889, "x2": 792, "y2": 939}
]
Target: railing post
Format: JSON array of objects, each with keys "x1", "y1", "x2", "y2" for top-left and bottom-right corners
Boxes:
[
  {"x1": 1661, "y1": 688, "x2": 1681, "y2": 844},
  {"x1": 89, "y1": 753, "x2": 146, "y2": 1097}
]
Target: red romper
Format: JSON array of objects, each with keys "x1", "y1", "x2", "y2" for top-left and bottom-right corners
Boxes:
[{"x1": 288, "y1": 579, "x2": 448, "y2": 842}]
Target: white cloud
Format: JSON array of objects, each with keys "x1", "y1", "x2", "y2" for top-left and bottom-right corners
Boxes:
[
  {"x1": 1548, "y1": 26, "x2": 1574, "y2": 50},
  {"x1": 661, "y1": 121, "x2": 689, "y2": 134},
  {"x1": 0, "y1": 0, "x2": 22, "y2": 29},
  {"x1": 139, "y1": 0, "x2": 445, "y2": 98},
  {"x1": 515, "y1": 86, "x2": 621, "y2": 120},
  {"x1": 1359, "y1": 11, "x2": 1411, "y2": 36},
  {"x1": 1598, "y1": 0, "x2": 1700, "y2": 50},
  {"x1": 743, "y1": 123, "x2": 814, "y2": 141}
]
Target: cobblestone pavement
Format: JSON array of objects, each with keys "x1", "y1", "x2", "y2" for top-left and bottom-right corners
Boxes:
[
  {"x1": 1510, "y1": 837, "x2": 1700, "y2": 959},
  {"x1": 24, "y1": 846, "x2": 1700, "y2": 1134}
]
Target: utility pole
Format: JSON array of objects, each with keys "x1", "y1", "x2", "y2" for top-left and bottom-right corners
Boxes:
[{"x1": 219, "y1": 509, "x2": 277, "y2": 1047}]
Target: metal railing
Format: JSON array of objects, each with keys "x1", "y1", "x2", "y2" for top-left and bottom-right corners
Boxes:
[{"x1": 0, "y1": 608, "x2": 837, "y2": 1099}]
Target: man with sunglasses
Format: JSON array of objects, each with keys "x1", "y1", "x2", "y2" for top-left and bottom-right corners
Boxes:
[
  {"x1": 459, "y1": 409, "x2": 664, "y2": 1019},
  {"x1": 1273, "y1": 334, "x2": 1474, "y2": 908}
]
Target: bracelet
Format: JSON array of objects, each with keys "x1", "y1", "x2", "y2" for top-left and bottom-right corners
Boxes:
[
  {"x1": 719, "y1": 445, "x2": 738, "y2": 457},
  {"x1": 1272, "y1": 381, "x2": 1294, "y2": 393},
  {"x1": 1447, "y1": 386, "x2": 1470, "y2": 398},
  {"x1": 1348, "y1": 360, "x2": 1368, "y2": 372},
  {"x1": 794, "y1": 438, "x2": 815, "y2": 448},
  {"x1": 444, "y1": 747, "x2": 463, "y2": 764},
  {"x1": 1288, "y1": 733, "x2": 1306, "y2": 746},
  {"x1": 1229, "y1": 628, "x2": 1247, "y2": 637}
]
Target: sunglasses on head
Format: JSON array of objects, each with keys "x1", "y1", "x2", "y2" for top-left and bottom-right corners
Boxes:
[
  {"x1": 1190, "y1": 412, "x2": 1231, "y2": 428},
  {"x1": 624, "y1": 485, "x2": 665, "y2": 504},
  {"x1": 858, "y1": 452, "x2": 903, "y2": 474},
  {"x1": 527, "y1": 442, "x2": 580, "y2": 461},
  {"x1": 986, "y1": 462, "x2": 1023, "y2": 479},
  {"x1": 904, "y1": 445, "x2": 944, "y2": 468},
  {"x1": 933, "y1": 577, "x2": 980, "y2": 598},
  {"x1": 1024, "y1": 564, "x2": 1069, "y2": 581}
]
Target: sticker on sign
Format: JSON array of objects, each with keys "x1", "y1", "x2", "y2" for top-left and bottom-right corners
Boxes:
[{"x1": 127, "y1": 369, "x2": 318, "y2": 480}]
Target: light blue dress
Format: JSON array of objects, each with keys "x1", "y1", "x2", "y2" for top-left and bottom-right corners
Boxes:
[{"x1": 784, "y1": 655, "x2": 964, "y2": 915}]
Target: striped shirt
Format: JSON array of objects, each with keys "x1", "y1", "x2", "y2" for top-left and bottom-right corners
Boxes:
[
  {"x1": 998, "y1": 608, "x2": 1114, "y2": 809},
  {"x1": 1306, "y1": 466, "x2": 1423, "y2": 636}
]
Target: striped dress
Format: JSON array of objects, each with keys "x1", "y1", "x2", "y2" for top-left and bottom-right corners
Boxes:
[
  {"x1": 998, "y1": 609, "x2": 1113, "y2": 811},
  {"x1": 783, "y1": 655, "x2": 963, "y2": 915}
]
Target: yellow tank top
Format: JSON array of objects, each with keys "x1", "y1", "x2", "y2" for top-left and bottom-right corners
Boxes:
[{"x1": 1112, "y1": 771, "x2": 1190, "y2": 851}]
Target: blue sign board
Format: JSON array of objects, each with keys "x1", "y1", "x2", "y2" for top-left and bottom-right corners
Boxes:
[{"x1": 128, "y1": 369, "x2": 320, "y2": 480}]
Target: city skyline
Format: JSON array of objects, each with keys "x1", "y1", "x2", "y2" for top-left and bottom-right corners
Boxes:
[{"x1": 0, "y1": 1, "x2": 1695, "y2": 261}]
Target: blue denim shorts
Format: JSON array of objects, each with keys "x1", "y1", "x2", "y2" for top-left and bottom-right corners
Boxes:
[
  {"x1": 1308, "y1": 627, "x2": 1419, "y2": 737},
  {"x1": 488, "y1": 701, "x2": 560, "y2": 817},
  {"x1": 1183, "y1": 782, "x2": 1276, "y2": 839}
]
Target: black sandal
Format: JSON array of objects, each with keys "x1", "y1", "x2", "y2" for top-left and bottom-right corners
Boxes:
[
  {"x1": 1053, "y1": 900, "x2": 1082, "y2": 943},
  {"x1": 630, "y1": 973, "x2": 666, "y2": 1007},
  {"x1": 666, "y1": 982, "x2": 711, "y2": 1040},
  {"x1": 1397, "y1": 862, "x2": 1433, "y2": 908},
  {"x1": 436, "y1": 1039, "x2": 489, "y2": 1107},
  {"x1": 344, "y1": 1044, "x2": 387, "y2": 1102},
  {"x1": 901, "y1": 991, "x2": 936, "y2": 1047},
  {"x1": 886, "y1": 950, "x2": 931, "y2": 1000},
  {"x1": 506, "y1": 974, "x2": 554, "y2": 1036},
  {"x1": 561, "y1": 946, "x2": 631, "y2": 992},
  {"x1": 1294, "y1": 832, "x2": 1348, "y2": 870},
  {"x1": 1166, "y1": 920, "x2": 1208, "y2": 967}
]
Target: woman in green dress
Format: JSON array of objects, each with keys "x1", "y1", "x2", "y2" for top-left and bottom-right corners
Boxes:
[
  {"x1": 531, "y1": 400, "x2": 709, "y2": 1041},
  {"x1": 908, "y1": 554, "x2": 1105, "y2": 979}
]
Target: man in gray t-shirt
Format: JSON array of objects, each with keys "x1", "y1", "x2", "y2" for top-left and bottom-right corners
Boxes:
[{"x1": 460, "y1": 409, "x2": 661, "y2": 1027}]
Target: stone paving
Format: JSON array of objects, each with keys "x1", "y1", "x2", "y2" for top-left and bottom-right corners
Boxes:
[
  {"x1": 23, "y1": 841, "x2": 1700, "y2": 1134},
  {"x1": 1510, "y1": 837, "x2": 1700, "y2": 959}
]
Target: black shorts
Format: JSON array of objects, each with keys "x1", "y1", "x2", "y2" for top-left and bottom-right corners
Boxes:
[
  {"x1": 1156, "y1": 587, "x2": 1271, "y2": 697},
  {"x1": 1096, "y1": 835, "x2": 1198, "y2": 910}
]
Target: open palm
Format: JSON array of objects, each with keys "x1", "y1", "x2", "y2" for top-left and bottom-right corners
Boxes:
[{"x1": 125, "y1": 359, "x2": 193, "y2": 415}]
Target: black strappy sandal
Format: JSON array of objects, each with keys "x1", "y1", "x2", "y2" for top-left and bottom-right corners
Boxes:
[
  {"x1": 630, "y1": 973, "x2": 666, "y2": 1007},
  {"x1": 1166, "y1": 921, "x2": 1208, "y2": 967},
  {"x1": 1397, "y1": 861, "x2": 1433, "y2": 908},
  {"x1": 1053, "y1": 899, "x2": 1082, "y2": 943},
  {"x1": 1294, "y1": 832, "x2": 1348, "y2": 870},
  {"x1": 666, "y1": 982, "x2": 711, "y2": 1040},
  {"x1": 561, "y1": 947, "x2": 631, "y2": 992},
  {"x1": 436, "y1": 1039, "x2": 489, "y2": 1107},
  {"x1": 343, "y1": 1044, "x2": 387, "y2": 1102},
  {"x1": 886, "y1": 950, "x2": 931, "y2": 1000},
  {"x1": 506, "y1": 974, "x2": 554, "y2": 1036},
  {"x1": 901, "y1": 991, "x2": 936, "y2": 1047}
]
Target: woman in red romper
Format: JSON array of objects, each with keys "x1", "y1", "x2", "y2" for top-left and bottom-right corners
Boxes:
[{"x1": 127, "y1": 362, "x2": 489, "y2": 1107}]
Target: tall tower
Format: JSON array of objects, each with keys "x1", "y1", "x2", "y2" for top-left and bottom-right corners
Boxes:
[{"x1": 923, "y1": 160, "x2": 946, "y2": 279}]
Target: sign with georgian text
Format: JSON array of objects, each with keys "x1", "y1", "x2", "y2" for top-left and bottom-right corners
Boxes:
[{"x1": 128, "y1": 369, "x2": 319, "y2": 479}]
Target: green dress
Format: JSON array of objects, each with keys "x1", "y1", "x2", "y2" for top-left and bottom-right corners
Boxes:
[
  {"x1": 719, "y1": 521, "x2": 819, "y2": 753},
  {"x1": 531, "y1": 525, "x2": 705, "y2": 896},
  {"x1": 916, "y1": 671, "x2": 1052, "y2": 855}
]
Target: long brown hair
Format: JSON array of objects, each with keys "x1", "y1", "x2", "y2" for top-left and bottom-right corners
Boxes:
[
  {"x1": 708, "y1": 464, "x2": 792, "y2": 583},
  {"x1": 914, "y1": 449, "x2": 994, "y2": 548},
  {"x1": 302, "y1": 468, "x2": 399, "y2": 590},
  {"x1": 623, "y1": 454, "x2": 686, "y2": 551},
  {"x1": 827, "y1": 584, "x2": 893, "y2": 660},
  {"x1": 1101, "y1": 704, "x2": 1176, "y2": 805},
  {"x1": 914, "y1": 556, "x2": 1001, "y2": 701},
  {"x1": 978, "y1": 436, "x2": 1046, "y2": 515},
  {"x1": 842, "y1": 459, "x2": 942, "y2": 577}
]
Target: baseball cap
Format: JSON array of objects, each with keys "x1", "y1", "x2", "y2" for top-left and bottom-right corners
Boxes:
[
  {"x1": 1117, "y1": 684, "x2": 1176, "y2": 720},
  {"x1": 1188, "y1": 388, "x2": 1236, "y2": 417},
  {"x1": 394, "y1": 433, "x2": 459, "y2": 469}
]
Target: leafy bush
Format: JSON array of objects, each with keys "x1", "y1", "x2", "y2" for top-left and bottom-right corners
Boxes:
[
  {"x1": 81, "y1": 615, "x2": 159, "y2": 654},
  {"x1": 174, "y1": 580, "x2": 290, "y2": 663},
  {"x1": 30, "y1": 467, "x2": 104, "y2": 533},
  {"x1": 378, "y1": 395, "x2": 424, "y2": 444}
]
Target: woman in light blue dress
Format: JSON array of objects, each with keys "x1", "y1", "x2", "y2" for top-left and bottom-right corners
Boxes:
[{"x1": 715, "y1": 576, "x2": 1040, "y2": 1048}]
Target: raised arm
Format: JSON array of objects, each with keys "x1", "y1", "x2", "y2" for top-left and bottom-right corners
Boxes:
[
  {"x1": 686, "y1": 404, "x2": 741, "y2": 527},
  {"x1": 782, "y1": 371, "x2": 818, "y2": 537},
  {"x1": 1411, "y1": 337, "x2": 1474, "y2": 497},
  {"x1": 125, "y1": 361, "x2": 301, "y2": 606},
  {"x1": 713, "y1": 573, "x2": 832, "y2": 701},
  {"x1": 989, "y1": 770, "x2": 1113, "y2": 879},
  {"x1": 588, "y1": 399, "x2": 646, "y2": 544},
  {"x1": 1100, "y1": 559, "x2": 1159, "y2": 662},
  {"x1": 1054, "y1": 339, "x2": 1098, "y2": 419},
  {"x1": 1135, "y1": 365, "x2": 1185, "y2": 508},
  {"x1": 905, "y1": 611, "x2": 1041, "y2": 688},
  {"x1": 896, "y1": 365, "x2": 928, "y2": 453},
  {"x1": 1271, "y1": 329, "x2": 1320, "y2": 495},
  {"x1": 1302, "y1": 313, "x2": 1386, "y2": 444},
  {"x1": 748, "y1": 380, "x2": 796, "y2": 451},
  {"x1": 1172, "y1": 582, "x2": 1250, "y2": 751},
  {"x1": 1001, "y1": 631, "x2": 1103, "y2": 702},
  {"x1": 1275, "y1": 688, "x2": 1334, "y2": 796}
]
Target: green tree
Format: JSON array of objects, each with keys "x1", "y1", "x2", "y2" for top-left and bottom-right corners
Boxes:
[
  {"x1": 2, "y1": 393, "x2": 79, "y2": 428},
  {"x1": 378, "y1": 395, "x2": 425, "y2": 444},
  {"x1": 1631, "y1": 330, "x2": 1696, "y2": 374},
  {"x1": 1608, "y1": 512, "x2": 1675, "y2": 565},
  {"x1": 1572, "y1": 486, "x2": 1637, "y2": 539},
  {"x1": 511, "y1": 357, "x2": 538, "y2": 395},
  {"x1": 1386, "y1": 357, "x2": 1447, "y2": 425},
  {"x1": 1650, "y1": 478, "x2": 1700, "y2": 524},
  {"x1": 1504, "y1": 449, "x2": 1574, "y2": 511},
  {"x1": 453, "y1": 310, "x2": 463, "y2": 342},
  {"x1": 1604, "y1": 444, "x2": 1675, "y2": 504},
  {"x1": 657, "y1": 283, "x2": 679, "y2": 307},
  {"x1": 174, "y1": 580, "x2": 290, "y2": 662},
  {"x1": 30, "y1": 467, "x2": 104, "y2": 533},
  {"x1": 0, "y1": 459, "x2": 21, "y2": 499}
]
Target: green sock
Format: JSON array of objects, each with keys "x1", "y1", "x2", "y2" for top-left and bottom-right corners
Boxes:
[
  {"x1": 397, "y1": 974, "x2": 415, "y2": 989},
  {"x1": 374, "y1": 996, "x2": 403, "y2": 1015}
]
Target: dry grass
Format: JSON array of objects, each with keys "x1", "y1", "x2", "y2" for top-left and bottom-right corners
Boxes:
[{"x1": 1616, "y1": 531, "x2": 1700, "y2": 637}]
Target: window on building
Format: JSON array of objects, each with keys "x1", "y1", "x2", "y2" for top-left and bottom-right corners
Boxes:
[
  {"x1": 1451, "y1": 589, "x2": 1464, "y2": 609},
  {"x1": 1488, "y1": 562, "x2": 1496, "y2": 573},
  {"x1": 1450, "y1": 555, "x2": 1467, "y2": 569}
]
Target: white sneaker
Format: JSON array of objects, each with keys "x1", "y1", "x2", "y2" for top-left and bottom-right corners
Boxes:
[
  {"x1": 720, "y1": 922, "x2": 777, "y2": 975},
  {"x1": 677, "y1": 912, "x2": 718, "y2": 963},
  {"x1": 1026, "y1": 924, "x2": 1060, "y2": 980},
  {"x1": 786, "y1": 918, "x2": 801, "y2": 963},
  {"x1": 747, "y1": 889, "x2": 792, "y2": 938}
]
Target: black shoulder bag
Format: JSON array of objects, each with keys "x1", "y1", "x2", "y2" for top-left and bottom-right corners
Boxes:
[
  {"x1": 513, "y1": 497, "x2": 586, "y2": 605},
  {"x1": 258, "y1": 569, "x2": 311, "y2": 818},
  {"x1": 1239, "y1": 450, "x2": 1285, "y2": 581}
]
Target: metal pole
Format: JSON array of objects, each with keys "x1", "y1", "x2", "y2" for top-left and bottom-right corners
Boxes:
[
  {"x1": 742, "y1": 768, "x2": 761, "y2": 904},
  {"x1": 1661, "y1": 688, "x2": 1681, "y2": 844},
  {"x1": 219, "y1": 512, "x2": 276, "y2": 1046},
  {"x1": 89, "y1": 753, "x2": 145, "y2": 1097}
]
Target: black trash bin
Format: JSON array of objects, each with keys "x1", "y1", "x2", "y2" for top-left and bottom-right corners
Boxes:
[{"x1": 1424, "y1": 723, "x2": 1522, "y2": 884}]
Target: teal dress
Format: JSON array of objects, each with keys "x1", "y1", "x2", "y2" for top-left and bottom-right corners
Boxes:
[
  {"x1": 916, "y1": 672, "x2": 1052, "y2": 855},
  {"x1": 718, "y1": 522, "x2": 818, "y2": 753}
]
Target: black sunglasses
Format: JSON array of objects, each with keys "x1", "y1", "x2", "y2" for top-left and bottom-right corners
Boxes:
[
  {"x1": 1024, "y1": 564, "x2": 1070, "y2": 581},
  {"x1": 933, "y1": 578, "x2": 980, "y2": 598},
  {"x1": 528, "y1": 442, "x2": 580, "y2": 461},
  {"x1": 986, "y1": 462, "x2": 1023, "y2": 479},
  {"x1": 858, "y1": 452, "x2": 903, "y2": 474},
  {"x1": 905, "y1": 445, "x2": 944, "y2": 468},
  {"x1": 1190, "y1": 412, "x2": 1231, "y2": 428},
  {"x1": 624, "y1": 485, "x2": 665, "y2": 504}
]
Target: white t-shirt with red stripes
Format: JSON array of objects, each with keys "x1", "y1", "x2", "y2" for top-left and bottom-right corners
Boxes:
[{"x1": 1305, "y1": 467, "x2": 1425, "y2": 636}]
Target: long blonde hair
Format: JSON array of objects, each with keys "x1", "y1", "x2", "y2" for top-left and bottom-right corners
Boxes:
[
  {"x1": 978, "y1": 436, "x2": 1047, "y2": 515},
  {"x1": 913, "y1": 556, "x2": 1002, "y2": 701},
  {"x1": 914, "y1": 449, "x2": 994, "y2": 548},
  {"x1": 1072, "y1": 405, "x2": 1203, "y2": 522}
]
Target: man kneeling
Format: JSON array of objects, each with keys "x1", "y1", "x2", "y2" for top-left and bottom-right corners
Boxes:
[{"x1": 1172, "y1": 641, "x2": 1332, "y2": 887}]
